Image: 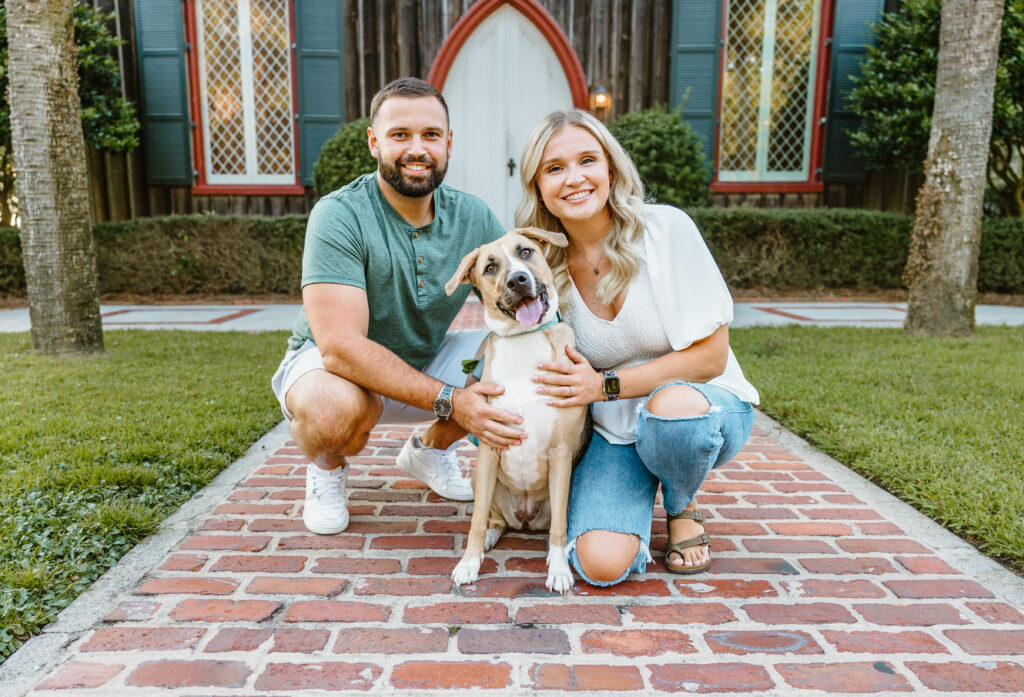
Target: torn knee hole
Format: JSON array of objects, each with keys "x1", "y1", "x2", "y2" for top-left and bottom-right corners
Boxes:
[
  {"x1": 576, "y1": 531, "x2": 640, "y2": 583},
  {"x1": 645, "y1": 386, "x2": 711, "y2": 419}
]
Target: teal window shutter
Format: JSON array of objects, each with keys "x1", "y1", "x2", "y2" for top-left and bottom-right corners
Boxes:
[
  {"x1": 669, "y1": 0, "x2": 723, "y2": 169},
  {"x1": 134, "y1": 0, "x2": 192, "y2": 186},
  {"x1": 823, "y1": 0, "x2": 885, "y2": 183},
  {"x1": 294, "y1": 0, "x2": 347, "y2": 187}
]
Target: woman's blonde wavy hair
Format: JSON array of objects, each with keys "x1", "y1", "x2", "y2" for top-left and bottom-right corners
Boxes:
[{"x1": 514, "y1": 110, "x2": 648, "y2": 310}]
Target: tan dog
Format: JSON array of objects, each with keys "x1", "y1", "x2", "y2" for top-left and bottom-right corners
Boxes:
[{"x1": 444, "y1": 228, "x2": 588, "y2": 594}]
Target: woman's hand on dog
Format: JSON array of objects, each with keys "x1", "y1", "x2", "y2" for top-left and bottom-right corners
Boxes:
[
  {"x1": 534, "y1": 345, "x2": 605, "y2": 407},
  {"x1": 452, "y1": 383, "x2": 527, "y2": 450}
]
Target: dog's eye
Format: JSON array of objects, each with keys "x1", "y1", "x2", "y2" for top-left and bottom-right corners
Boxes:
[
  {"x1": 484, "y1": 263, "x2": 497, "y2": 275},
  {"x1": 519, "y1": 248, "x2": 533, "y2": 259}
]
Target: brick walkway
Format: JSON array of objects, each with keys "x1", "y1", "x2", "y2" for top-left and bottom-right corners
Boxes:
[
  {"x1": 22, "y1": 417, "x2": 1024, "y2": 695},
  {"x1": 11, "y1": 304, "x2": 1024, "y2": 695}
]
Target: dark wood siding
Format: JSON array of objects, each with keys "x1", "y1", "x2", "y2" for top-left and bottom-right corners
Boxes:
[
  {"x1": 97, "y1": 0, "x2": 897, "y2": 218},
  {"x1": 344, "y1": 0, "x2": 672, "y2": 121},
  {"x1": 109, "y1": 0, "x2": 673, "y2": 219}
]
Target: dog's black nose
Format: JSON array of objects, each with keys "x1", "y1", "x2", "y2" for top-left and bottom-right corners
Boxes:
[{"x1": 507, "y1": 272, "x2": 530, "y2": 291}]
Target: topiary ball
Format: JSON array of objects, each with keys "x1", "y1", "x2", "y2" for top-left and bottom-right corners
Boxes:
[
  {"x1": 312, "y1": 116, "x2": 377, "y2": 195},
  {"x1": 608, "y1": 105, "x2": 710, "y2": 209}
]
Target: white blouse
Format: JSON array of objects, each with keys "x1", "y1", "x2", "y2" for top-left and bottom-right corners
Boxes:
[{"x1": 563, "y1": 204, "x2": 759, "y2": 445}]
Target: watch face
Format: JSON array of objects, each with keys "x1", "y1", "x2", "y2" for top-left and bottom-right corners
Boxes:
[
  {"x1": 433, "y1": 397, "x2": 453, "y2": 419},
  {"x1": 604, "y1": 375, "x2": 621, "y2": 395}
]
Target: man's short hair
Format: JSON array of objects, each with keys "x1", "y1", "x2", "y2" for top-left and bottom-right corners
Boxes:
[{"x1": 369, "y1": 78, "x2": 449, "y2": 126}]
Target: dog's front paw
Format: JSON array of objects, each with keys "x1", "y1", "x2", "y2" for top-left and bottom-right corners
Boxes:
[
  {"x1": 484, "y1": 528, "x2": 502, "y2": 552},
  {"x1": 451, "y1": 555, "x2": 483, "y2": 588},
  {"x1": 545, "y1": 545, "x2": 574, "y2": 595}
]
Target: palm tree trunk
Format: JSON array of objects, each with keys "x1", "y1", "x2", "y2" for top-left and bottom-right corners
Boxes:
[
  {"x1": 903, "y1": 0, "x2": 1004, "y2": 337},
  {"x1": 7, "y1": 0, "x2": 103, "y2": 353}
]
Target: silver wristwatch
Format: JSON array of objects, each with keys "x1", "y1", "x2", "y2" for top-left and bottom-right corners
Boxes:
[{"x1": 432, "y1": 383, "x2": 456, "y2": 420}]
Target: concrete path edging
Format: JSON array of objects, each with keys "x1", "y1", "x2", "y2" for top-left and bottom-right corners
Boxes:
[
  {"x1": 755, "y1": 411, "x2": 1024, "y2": 608},
  {"x1": 2, "y1": 300, "x2": 1024, "y2": 333},
  {"x1": 0, "y1": 422, "x2": 292, "y2": 697}
]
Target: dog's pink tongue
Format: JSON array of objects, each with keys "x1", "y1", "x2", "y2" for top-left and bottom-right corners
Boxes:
[{"x1": 515, "y1": 298, "x2": 545, "y2": 327}]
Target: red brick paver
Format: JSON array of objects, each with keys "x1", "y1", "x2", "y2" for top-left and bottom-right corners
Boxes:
[{"x1": 23, "y1": 309, "x2": 1024, "y2": 694}]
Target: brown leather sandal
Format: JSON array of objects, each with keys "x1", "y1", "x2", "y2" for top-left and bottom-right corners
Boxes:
[{"x1": 664, "y1": 509, "x2": 711, "y2": 574}]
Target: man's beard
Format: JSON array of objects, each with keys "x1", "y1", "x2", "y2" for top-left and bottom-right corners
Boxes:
[{"x1": 379, "y1": 153, "x2": 448, "y2": 198}]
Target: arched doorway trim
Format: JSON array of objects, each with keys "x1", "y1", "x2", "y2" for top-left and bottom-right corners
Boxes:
[{"x1": 428, "y1": 0, "x2": 588, "y2": 109}]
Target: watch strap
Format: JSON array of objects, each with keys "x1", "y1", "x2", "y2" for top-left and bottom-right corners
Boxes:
[
  {"x1": 602, "y1": 370, "x2": 621, "y2": 401},
  {"x1": 433, "y1": 383, "x2": 456, "y2": 419}
]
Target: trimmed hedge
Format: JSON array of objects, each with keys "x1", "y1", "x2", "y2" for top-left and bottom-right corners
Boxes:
[
  {"x1": 0, "y1": 215, "x2": 306, "y2": 296},
  {"x1": 977, "y1": 217, "x2": 1024, "y2": 293},
  {"x1": 94, "y1": 215, "x2": 307, "y2": 294},
  {"x1": 695, "y1": 208, "x2": 911, "y2": 290},
  {"x1": 2, "y1": 209, "x2": 1023, "y2": 296},
  {"x1": 0, "y1": 226, "x2": 24, "y2": 293}
]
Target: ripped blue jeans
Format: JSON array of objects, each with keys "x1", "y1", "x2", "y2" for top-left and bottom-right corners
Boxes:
[{"x1": 567, "y1": 382, "x2": 754, "y2": 586}]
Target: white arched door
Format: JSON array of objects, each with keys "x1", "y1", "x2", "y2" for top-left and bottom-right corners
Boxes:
[{"x1": 442, "y1": 5, "x2": 574, "y2": 228}]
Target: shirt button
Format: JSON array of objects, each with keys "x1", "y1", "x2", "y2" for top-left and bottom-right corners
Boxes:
[
  {"x1": 419, "y1": 281, "x2": 425, "y2": 287},
  {"x1": 414, "y1": 232, "x2": 419, "y2": 238},
  {"x1": 418, "y1": 257, "x2": 424, "y2": 263}
]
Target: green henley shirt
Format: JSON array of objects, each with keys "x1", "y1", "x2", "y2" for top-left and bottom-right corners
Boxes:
[{"x1": 288, "y1": 173, "x2": 504, "y2": 370}]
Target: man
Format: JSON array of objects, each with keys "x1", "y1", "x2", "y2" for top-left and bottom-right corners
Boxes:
[{"x1": 272, "y1": 78, "x2": 525, "y2": 535}]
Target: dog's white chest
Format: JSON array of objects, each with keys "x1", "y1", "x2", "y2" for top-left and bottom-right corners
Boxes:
[{"x1": 487, "y1": 333, "x2": 562, "y2": 491}]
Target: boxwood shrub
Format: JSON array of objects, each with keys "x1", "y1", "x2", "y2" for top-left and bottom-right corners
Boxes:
[
  {"x1": 313, "y1": 116, "x2": 377, "y2": 195},
  {"x1": 1, "y1": 210, "x2": 1023, "y2": 296},
  {"x1": 609, "y1": 105, "x2": 710, "y2": 208}
]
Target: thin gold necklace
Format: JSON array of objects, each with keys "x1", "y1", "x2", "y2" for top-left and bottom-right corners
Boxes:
[{"x1": 572, "y1": 243, "x2": 604, "y2": 276}]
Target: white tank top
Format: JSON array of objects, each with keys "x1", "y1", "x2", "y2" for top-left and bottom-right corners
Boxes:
[
  {"x1": 565, "y1": 261, "x2": 672, "y2": 371},
  {"x1": 564, "y1": 262, "x2": 675, "y2": 444}
]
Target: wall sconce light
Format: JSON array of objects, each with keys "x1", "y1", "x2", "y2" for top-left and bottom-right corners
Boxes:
[{"x1": 589, "y1": 84, "x2": 611, "y2": 118}]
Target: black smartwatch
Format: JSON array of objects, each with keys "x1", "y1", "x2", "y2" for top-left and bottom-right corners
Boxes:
[
  {"x1": 432, "y1": 383, "x2": 456, "y2": 419},
  {"x1": 602, "y1": 370, "x2": 621, "y2": 401}
]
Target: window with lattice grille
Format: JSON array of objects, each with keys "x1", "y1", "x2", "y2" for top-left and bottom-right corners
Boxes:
[
  {"x1": 197, "y1": 0, "x2": 295, "y2": 185},
  {"x1": 718, "y1": 0, "x2": 820, "y2": 181}
]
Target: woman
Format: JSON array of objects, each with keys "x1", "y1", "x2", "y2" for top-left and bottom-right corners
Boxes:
[{"x1": 515, "y1": 110, "x2": 759, "y2": 585}]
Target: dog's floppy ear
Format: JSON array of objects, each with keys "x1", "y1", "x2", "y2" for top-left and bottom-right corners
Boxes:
[
  {"x1": 445, "y1": 248, "x2": 480, "y2": 296},
  {"x1": 516, "y1": 227, "x2": 568, "y2": 248}
]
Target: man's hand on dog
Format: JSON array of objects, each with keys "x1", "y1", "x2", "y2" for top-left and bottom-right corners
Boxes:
[
  {"x1": 533, "y1": 345, "x2": 605, "y2": 407},
  {"x1": 451, "y1": 383, "x2": 527, "y2": 450}
]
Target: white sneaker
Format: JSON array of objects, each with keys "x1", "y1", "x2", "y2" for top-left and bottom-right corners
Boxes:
[
  {"x1": 397, "y1": 436, "x2": 474, "y2": 501},
  {"x1": 302, "y1": 464, "x2": 349, "y2": 534}
]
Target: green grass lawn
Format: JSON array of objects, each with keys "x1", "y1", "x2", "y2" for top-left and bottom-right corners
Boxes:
[
  {"x1": 0, "y1": 330, "x2": 288, "y2": 661},
  {"x1": 731, "y1": 325, "x2": 1024, "y2": 574}
]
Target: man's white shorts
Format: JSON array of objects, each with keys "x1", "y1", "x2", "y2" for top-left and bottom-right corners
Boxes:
[{"x1": 270, "y1": 329, "x2": 490, "y2": 423}]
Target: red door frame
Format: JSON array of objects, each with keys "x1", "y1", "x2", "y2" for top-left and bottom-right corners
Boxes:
[
  {"x1": 183, "y1": 0, "x2": 305, "y2": 196},
  {"x1": 709, "y1": 0, "x2": 834, "y2": 194},
  {"x1": 427, "y1": 0, "x2": 589, "y2": 109}
]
